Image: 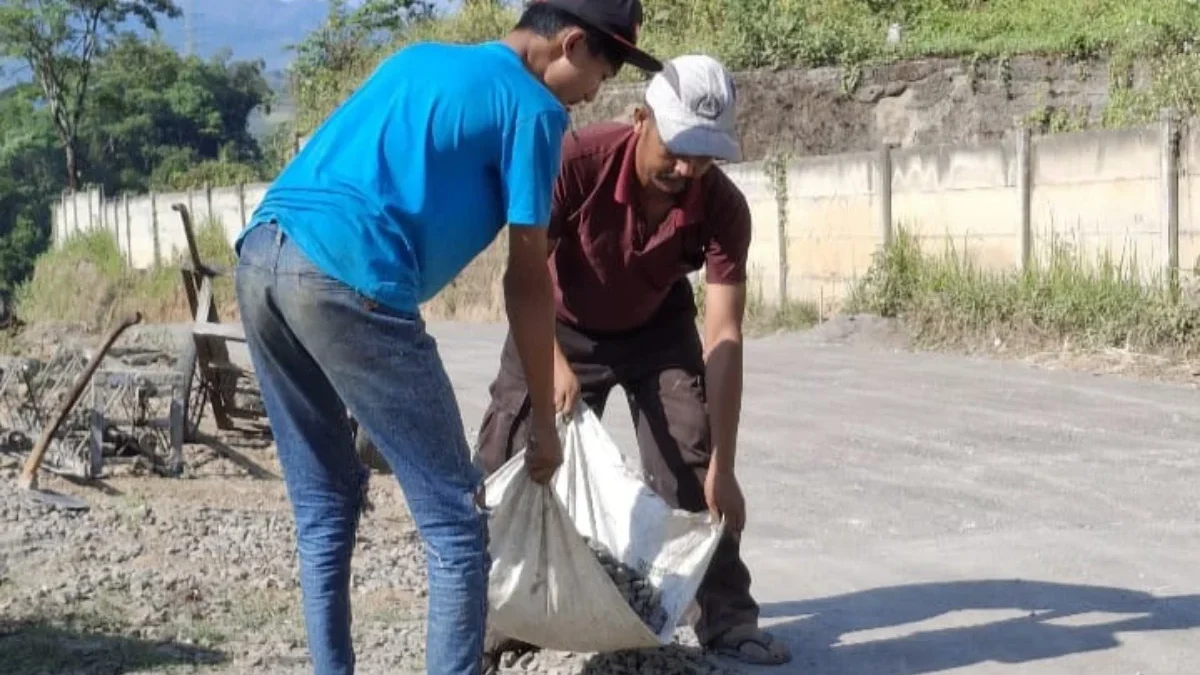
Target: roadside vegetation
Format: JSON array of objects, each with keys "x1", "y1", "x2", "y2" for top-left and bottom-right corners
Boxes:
[
  {"x1": 290, "y1": 0, "x2": 1200, "y2": 138},
  {"x1": 281, "y1": 0, "x2": 1200, "y2": 351},
  {"x1": 15, "y1": 220, "x2": 238, "y2": 331},
  {"x1": 0, "y1": 0, "x2": 284, "y2": 319},
  {"x1": 845, "y1": 227, "x2": 1200, "y2": 358},
  {"x1": 10, "y1": 0, "x2": 1200, "y2": 350}
]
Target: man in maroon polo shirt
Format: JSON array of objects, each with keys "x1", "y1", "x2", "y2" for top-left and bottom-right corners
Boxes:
[{"x1": 476, "y1": 54, "x2": 792, "y2": 667}]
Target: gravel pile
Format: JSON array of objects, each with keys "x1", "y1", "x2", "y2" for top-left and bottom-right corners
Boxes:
[
  {"x1": 0, "y1": 466, "x2": 736, "y2": 675},
  {"x1": 582, "y1": 536, "x2": 669, "y2": 635}
]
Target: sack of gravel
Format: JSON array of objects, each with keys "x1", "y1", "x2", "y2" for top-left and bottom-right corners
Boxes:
[{"x1": 482, "y1": 402, "x2": 725, "y2": 654}]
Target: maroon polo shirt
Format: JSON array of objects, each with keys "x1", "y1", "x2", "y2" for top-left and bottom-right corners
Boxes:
[{"x1": 547, "y1": 122, "x2": 752, "y2": 333}]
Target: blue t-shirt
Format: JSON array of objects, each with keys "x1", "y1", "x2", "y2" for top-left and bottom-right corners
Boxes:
[{"x1": 239, "y1": 40, "x2": 569, "y2": 314}]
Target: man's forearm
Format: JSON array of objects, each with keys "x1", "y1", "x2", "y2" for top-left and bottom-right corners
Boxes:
[
  {"x1": 504, "y1": 264, "x2": 556, "y2": 427},
  {"x1": 705, "y1": 334, "x2": 743, "y2": 474}
]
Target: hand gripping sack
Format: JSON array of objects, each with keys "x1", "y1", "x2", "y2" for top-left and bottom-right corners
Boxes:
[{"x1": 482, "y1": 403, "x2": 725, "y2": 653}]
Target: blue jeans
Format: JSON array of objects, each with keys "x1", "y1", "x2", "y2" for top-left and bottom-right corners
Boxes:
[{"x1": 234, "y1": 221, "x2": 489, "y2": 675}]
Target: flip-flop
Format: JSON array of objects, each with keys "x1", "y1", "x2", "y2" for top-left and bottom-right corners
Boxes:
[{"x1": 706, "y1": 624, "x2": 792, "y2": 665}]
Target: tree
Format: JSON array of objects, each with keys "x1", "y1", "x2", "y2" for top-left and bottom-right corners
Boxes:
[
  {"x1": 288, "y1": 0, "x2": 435, "y2": 135},
  {"x1": 354, "y1": 0, "x2": 436, "y2": 33},
  {"x1": 81, "y1": 36, "x2": 273, "y2": 193},
  {"x1": 0, "y1": 0, "x2": 181, "y2": 190},
  {"x1": 0, "y1": 84, "x2": 60, "y2": 295}
]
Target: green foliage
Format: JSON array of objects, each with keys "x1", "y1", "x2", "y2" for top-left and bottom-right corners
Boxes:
[
  {"x1": 0, "y1": 20, "x2": 271, "y2": 301},
  {"x1": 288, "y1": 0, "x2": 511, "y2": 137},
  {"x1": 151, "y1": 159, "x2": 263, "y2": 191},
  {"x1": 83, "y1": 36, "x2": 273, "y2": 194},
  {"x1": 846, "y1": 226, "x2": 1200, "y2": 355},
  {"x1": 0, "y1": 0, "x2": 182, "y2": 188},
  {"x1": 0, "y1": 84, "x2": 60, "y2": 297},
  {"x1": 16, "y1": 217, "x2": 236, "y2": 329},
  {"x1": 287, "y1": 0, "x2": 1200, "y2": 137},
  {"x1": 1104, "y1": 52, "x2": 1200, "y2": 127}
]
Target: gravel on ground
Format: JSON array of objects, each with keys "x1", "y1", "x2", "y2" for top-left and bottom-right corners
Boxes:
[{"x1": 0, "y1": 446, "x2": 734, "y2": 675}]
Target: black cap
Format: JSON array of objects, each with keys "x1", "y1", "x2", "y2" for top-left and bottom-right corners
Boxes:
[{"x1": 539, "y1": 0, "x2": 663, "y2": 72}]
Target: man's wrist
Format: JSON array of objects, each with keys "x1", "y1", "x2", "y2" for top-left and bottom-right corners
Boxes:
[
  {"x1": 711, "y1": 447, "x2": 735, "y2": 475},
  {"x1": 530, "y1": 405, "x2": 557, "y2": 431}
]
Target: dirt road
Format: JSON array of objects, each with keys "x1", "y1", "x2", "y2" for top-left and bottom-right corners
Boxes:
[
  {"x1": 3, "y1": 318, "x2": 1199, "y2": 674},
  {"x1": 434, "y1": 320, "x2": 1200, "y2": 675}
]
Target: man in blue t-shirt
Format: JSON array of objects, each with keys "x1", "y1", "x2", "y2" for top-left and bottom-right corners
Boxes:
[{"x1": 232, "y1": 1, "x2": 662, "y2": 673}]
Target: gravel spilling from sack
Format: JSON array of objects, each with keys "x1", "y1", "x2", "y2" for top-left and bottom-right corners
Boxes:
[
  {"x1": 0, "y1": 464, "x2": 737, "y2": 675},
  {"x1": 576, "y1": 643, "x2": 738, "y2": 675},
  {"x1": 581, "y1": 536, "x2": 669, "y2": 635}
]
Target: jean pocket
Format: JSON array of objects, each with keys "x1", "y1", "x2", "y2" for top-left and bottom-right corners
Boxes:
[
  {"x1": 236, "y1": 222, "x2": 279, "y2": 270},
  {"x1": 354, "y1": 294, "x2": 422, "y2": 324}
]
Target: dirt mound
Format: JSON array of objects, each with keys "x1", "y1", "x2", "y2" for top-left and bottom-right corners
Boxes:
[{"x1": 795, "y1": 314, "x2": 912, "y2": 351}]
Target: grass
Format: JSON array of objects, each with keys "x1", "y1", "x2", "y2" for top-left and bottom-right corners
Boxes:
[
  {"x1": 844, "y1": 226, "x2": 1200, "y2": 356},
  {"x1": 15, "y1": 218, "x2": 238, "y2": 331},
  {"x1": 11, "y1": 217, "x2": 818, "y2": 338},
  {"x1": 34, "y1": 213, "x2": 1200, "y2": 362},
  {"x1": 290, "y1": 0, "x2": 1200, "y2": 138},
  {"x1": 13, "y1": 223, "x2": 507, "y2": 329},
  {"x1": 694, "y1": 276, "x2": 821, "y2": 336}
]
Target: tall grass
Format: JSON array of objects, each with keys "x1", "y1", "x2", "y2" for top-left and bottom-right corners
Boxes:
[
  {"x1": 16, "y1": 218, "x2": 238, "y2": 330},
  {"x1": 846, "y1": 227, "x2": 1200, "y2": 355}
]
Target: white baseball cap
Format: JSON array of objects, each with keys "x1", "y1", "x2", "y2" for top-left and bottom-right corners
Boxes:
[{"x1": 643, "y1": 54, "x2": 740, "y2": 162}]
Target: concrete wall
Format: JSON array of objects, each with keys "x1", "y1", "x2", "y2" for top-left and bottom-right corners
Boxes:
[{"x1": 54, "y1": 115, "x2": 1194, "y2": 312}]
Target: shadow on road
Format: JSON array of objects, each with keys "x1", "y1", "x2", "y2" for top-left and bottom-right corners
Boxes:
[
  {"x1": 757, "y1": 580, "x2": 1200, "y2": 674},
  {"x1": 0, "y1": 618, "x2": 227, "y2": 674}
]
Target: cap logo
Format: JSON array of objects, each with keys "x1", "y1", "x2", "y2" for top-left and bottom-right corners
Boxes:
[{"x1": 694, "y1": 93, "x2": 723, "y2": 120}]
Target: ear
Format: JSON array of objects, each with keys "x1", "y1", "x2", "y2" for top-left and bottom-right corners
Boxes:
[{"x1": 559, "y1": 27, "x2": 587, "y2": 61}]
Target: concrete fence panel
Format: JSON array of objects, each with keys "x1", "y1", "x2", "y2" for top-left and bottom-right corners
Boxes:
[
  {"x1": 52, "y1": 113, "x2": 1200, "y2": 312},
  {"x1": 784, "y1": 151, "x2": 880, "y2": 308},
  {"x1": 1031, "y1": 127, "x2": 1163, "y2": 278},
  {"x1": 892, "y1": 140, "x2": 1020, "y2": 273}
]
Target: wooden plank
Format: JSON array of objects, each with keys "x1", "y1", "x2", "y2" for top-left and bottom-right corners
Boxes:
[
  {"x1": 198, "y1": 275, "x2": 240, "y2": 419},
  {"x1": 168, "y1": 398, "x2": 184, "y2": 476},
  {"x1": 192, "y1": 276, "x2": 233, "y2": 429},
  {"x1": 200, "y1": 355, "x2": 248, "y2": 373},
  {"x1": 193, "y1": 321, "x2": 246, "y2": 342},
  {"x1": 181, "y1": 268, "x2": 199, "y2": 319},
  {"x1": 181, "y1": 262, "x2": 229, "y2": 278}
]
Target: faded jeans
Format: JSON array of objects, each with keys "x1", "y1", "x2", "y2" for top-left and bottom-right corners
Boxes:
[{"x1": 234, "y1": 221, "x2": 489, "y2": 675}]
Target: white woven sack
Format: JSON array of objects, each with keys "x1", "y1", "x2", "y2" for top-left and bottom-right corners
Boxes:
[{"x1": 482, "y1": 403, "x2": 724, "y2": 653}]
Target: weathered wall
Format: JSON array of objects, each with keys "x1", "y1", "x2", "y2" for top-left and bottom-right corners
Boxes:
[
  {"x1": 54, "y1": 115, "x2": 1195, "y2": 315},
  {"x1": 573, "y1": 55, "x2": 1131, "y2": 161}
]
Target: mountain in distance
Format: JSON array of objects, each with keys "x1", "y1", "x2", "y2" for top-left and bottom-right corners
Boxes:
[{"x1": 156, "y1": 0, "x2": 333, "y2": 75}]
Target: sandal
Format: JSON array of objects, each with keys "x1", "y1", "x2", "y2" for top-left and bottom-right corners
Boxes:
[{"x1": 706, "y1": 624, "x2": 792, "y2": 666}]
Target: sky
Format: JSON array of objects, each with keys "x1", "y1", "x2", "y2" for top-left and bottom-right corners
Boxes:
[{"x1": 2, "y1": 0, "x2": 468, "y2": 87}]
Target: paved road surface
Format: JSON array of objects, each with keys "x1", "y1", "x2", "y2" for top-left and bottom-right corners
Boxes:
[{"x1": 428, "y1": 321, "x2": 1200, "y2": 675}]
